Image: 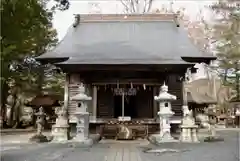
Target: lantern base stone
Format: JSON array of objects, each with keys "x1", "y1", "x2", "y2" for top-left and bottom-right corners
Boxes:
[{"x1": 29, "y1": 134, "x2": 48, "y2": 143}]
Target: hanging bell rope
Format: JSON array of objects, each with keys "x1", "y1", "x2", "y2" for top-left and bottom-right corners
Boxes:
[
  {"x1": 117, "y1": 80, "x2": 119, "y2": 89},
  {"x1": 143, "y1": 84, "x2": 146, "y2": 90}
]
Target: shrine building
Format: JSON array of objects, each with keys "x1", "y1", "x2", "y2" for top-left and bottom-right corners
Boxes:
[{"x1": 37, "y1": 14, "x2": 216, "y2": 138}]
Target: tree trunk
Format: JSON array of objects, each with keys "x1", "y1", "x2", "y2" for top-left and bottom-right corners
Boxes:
[
  {"x1": 0, "y1": 81, "x2": 9, "y2": 128},
  {"x1": 37, "y1": 68, "x2": 44, "y2": 95},
  {"x1": 12, "y1": 94, "x2": 21, "y2": 128}
]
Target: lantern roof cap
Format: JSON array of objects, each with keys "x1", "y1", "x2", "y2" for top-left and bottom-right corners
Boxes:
[
  {"x1": 71, "y1": 84, "x2": 92, "y2": 101},
  {"x1": 154, "y1": 83, "x2": 177, "y2": 101}
]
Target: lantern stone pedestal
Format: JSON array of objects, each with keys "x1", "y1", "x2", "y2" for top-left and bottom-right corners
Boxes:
[
  {"x1": 52, "y1": 108, "x2": 69, "y2": 142},
  {"x1": 179, "y1": 109, "x2": 200, "y2": 143},
  {"x1": 152, "y1": 83, "x2": 179, "y2": 143},
  {"x1": 73, "y1": 112, "x2": 93, "y2": 145},
  {"x1": 70, "y1": 84, "x2": 93, "y2": 145},
  {"x1": 180, "y1": 125, "x2": 199, "y2": 143}
]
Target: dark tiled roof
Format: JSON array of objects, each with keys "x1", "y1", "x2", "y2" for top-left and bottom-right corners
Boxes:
[
  {"x1": 187, "y1": 92, "x2": 216, "y2": 104},
  {"x1": 27, "y1": 95, "x2": 63, "y2": 107},
  {"x1": 186, "y1": 79, "x2": 217, "y2": 104},
  {"x1": 57, "y1": 58, "x2": 194, "y2": 65},
  {"x1": 37, "y1": 14, "x2": 215, "y2": 64}
]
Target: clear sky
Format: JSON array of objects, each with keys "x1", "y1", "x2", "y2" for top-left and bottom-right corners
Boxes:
[{"x1": 52, "y1": 0, "x2": 216, "y2": 40}]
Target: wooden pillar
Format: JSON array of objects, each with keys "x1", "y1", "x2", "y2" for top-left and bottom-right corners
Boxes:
[
  {"x1": 153, "y1": 86, "x2": 158, "y2": 118},
  {"x1": 63, "y1": 74, "x2": 70, "y2": 111},
  {"x1": 63, "y1": 73, "x2": 70, "y2": 138},
  {"x1": 182, "y1": 81, "x2": 187, "y2": 106},
  {"x1": 122, "y1": 92, "x2": 125, "y2": 117},
  {"x1": 92, "y1": 86, "x2": 97, "y2": 121}
]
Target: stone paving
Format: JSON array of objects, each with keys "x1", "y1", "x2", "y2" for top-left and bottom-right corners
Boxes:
[
  {"x1": 102, "y1": 140, "x2": 149, "y2": 161},
  {"x1": 0, "y1": 130, "x2": 239, "y2": 161}
]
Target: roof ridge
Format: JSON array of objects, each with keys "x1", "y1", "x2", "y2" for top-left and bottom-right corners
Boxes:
[{"x1": 74, "y1": 13, "x2": 179, "y2": 23}]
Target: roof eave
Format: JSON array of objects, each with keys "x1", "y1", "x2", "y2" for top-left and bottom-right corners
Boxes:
[
  {"x1": 181, "y1": 56, "x2": 217, "y2": 64},
  {"x1": 35, "y1": 56, "x2": 69, "y2": 64}
]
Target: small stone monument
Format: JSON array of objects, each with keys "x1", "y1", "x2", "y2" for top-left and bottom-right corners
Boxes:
[
  {"x1": 29, "y1": 107, "x2": 48, "y2": 143},
  {"x1": 179, "y1": 109, "x2": 199, "y2": 143},
  {"x1": 71, "y1": 83, "x2": 93, "y2": 144},
  {"x1": 51, "y1": 107, "x2": 69, "y2": 142},
  {"x1": 153, "y1": 83, "x2": 178, "y2": 143},
  {"x1": 196, "y1": 111, "x2": 224, "y2": 142}
]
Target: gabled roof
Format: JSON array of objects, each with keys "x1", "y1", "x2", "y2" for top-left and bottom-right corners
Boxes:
[
  {"x1": 27, "y1": 94, "x2": 63, "y2": 107},
  {"x1": 186, "y1": 79, "x2": 216, "y2": 104},
  {"x1": 37, "y1": 14, "x2": 216, "y2": 65},
  {"x1": 186, "y1": 78, "x2": 231, "y2": 104}
]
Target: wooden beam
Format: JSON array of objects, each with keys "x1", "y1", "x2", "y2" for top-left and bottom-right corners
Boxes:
[
  {"x1": 59, "y1": 64, "x2": 191, "y2": 73},
  {"x1": 91, "y1": 82, "x2": 163, "y2": 86}
]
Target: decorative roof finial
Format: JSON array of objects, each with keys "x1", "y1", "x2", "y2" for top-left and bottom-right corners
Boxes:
[
  {"x1": 73, "y1": 14, "x2": 80, "y2": 28},
  {"x1": 161, "y1": 82, "x2": 168, "y2": 92},
  {"x1": 79, "y1": 83, "x2": 85, "y2": 93},
  {"x1": 174, "y1": 14, "x2": 180, "y2": 27}
]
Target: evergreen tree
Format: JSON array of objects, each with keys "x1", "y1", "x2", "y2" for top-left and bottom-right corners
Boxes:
[{"x1": 1, "y1": 0, "x2": 66, "y2": 127}]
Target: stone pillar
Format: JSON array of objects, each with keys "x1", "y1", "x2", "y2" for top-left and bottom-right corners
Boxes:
[
  {"x1": 92, "y1": 86, "x2": 97, "y2": 121},
  {"x1": 182, "y1": 81, "x2": 190, "y2": 117},
  {"x1": 191, "y1": 128, "x2": 199, "y2": 142},
  {"x1": 180, "y1": 128, "x2": 188, "y2": 142}
]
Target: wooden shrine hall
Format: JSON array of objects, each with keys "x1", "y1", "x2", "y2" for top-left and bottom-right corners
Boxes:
[{"x1": 37, "y1": 14, "x2": 216, "y2": 139}]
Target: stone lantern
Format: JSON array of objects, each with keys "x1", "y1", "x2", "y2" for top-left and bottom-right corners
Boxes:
[
  {"x1": 29, "y1": 107, "x2": 48, "y2": 143},
  {"x1": 71, "y1": 83, "x2": 92, "y2": 143},
  {"x1": 154, "y1": 83, "x2": 178, "y2": 143}
]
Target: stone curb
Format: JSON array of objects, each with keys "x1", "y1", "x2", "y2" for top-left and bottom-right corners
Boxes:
[
  {"x1": 0, "y1": 129, "x2": 46, "y2": 135},
  {"x1": 1, "y1": 134, "x2": 101, "y2": 147},
  {"x1": 216, "y1": 128, "x2": 240, "y2": 131}
]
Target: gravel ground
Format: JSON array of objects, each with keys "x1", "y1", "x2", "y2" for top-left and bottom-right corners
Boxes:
[{"x1": 1, "y1": 130, "x2": 239, "y2": 161}]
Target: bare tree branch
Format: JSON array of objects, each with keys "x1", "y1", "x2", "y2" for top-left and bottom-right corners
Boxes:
[
  {"x1": 131, "y1": 0, "x2": 136, "y2": 12},
  {"x1": 120, "y1": 0, "x2": 131, "y2": 13},
  {"x1": 121, "y1": 0, "x2": 154, "y2": 13},
  {"x1": 143, "y1": 0, "x2": 153, "y2": 13}
]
